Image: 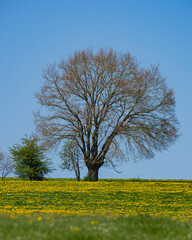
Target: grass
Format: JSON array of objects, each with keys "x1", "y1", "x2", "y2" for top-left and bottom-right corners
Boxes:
[
  {"x1": 0, "y1": 178, "x2": 192, "y2": 239},
  {"x1": 1, "y1": 178, "x2": 192, "y2": 221},
  {"x1": 0, "y1": 215, "x2": 192, "y2": 240}
]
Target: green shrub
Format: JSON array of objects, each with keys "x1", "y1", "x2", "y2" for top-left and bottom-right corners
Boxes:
[{"x1": 9, "y1": 136, "x2": 54, "y2": 181}]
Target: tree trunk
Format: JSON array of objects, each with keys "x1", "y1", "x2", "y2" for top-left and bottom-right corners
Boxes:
[
  {"x1": 76, "y1": 175, "x2": 80, "y2": 181},
  {"x1": 75, "y1": 168, "x2": 80, "y2": 181},
  {"x1": 88, "y1": 166, "x2": 99, "y2": 181}
]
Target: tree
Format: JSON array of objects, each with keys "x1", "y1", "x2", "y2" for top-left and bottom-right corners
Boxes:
[
  {"x1": 9, "y1": 136, "x2": 53, "y2": 180},
  {"x1": 59, "y1": 140, "x2": 83, "y2": 181},
  {"x1": 0, "y1": 149, "x2": 14, "y2": 180},
  {"x1": 34, "y1": 48, "x2": 179, "y2": 181}
]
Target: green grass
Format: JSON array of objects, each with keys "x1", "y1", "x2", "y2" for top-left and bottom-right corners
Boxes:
[
  {"x1": 1, "y1": 178, "x2": 192, "y2": 220},
  {"x1": 0, "y1": 215, "x2": 191, "y2": 240},
  {"x1": 1, "y1": 178, "x2": 192, "y2": 239},
  {"x1": 4, "y1": 177, "x2": 192, "y2": 182}
]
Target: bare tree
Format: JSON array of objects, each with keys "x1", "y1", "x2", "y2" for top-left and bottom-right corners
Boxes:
[
  {"x1": 34, "y1": 48, "x2": 179, "y2": 181},
  {"x1": 59, "y1": 140, "x2": 83, "y2": 181},
  {"x1": 0, "y1": 150, "x2": 14, "y2": 180}
]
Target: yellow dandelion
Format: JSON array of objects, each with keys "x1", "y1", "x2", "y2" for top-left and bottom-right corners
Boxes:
[
  {"x1": 91, "y1": 221, "x2": 99, "y2": 224},
  {"x1": 37, "y1": 216, "x2": 42, "y2": 221},
  {"x1": 72, "y1": 227, "x2": 79, "y2": 232}
]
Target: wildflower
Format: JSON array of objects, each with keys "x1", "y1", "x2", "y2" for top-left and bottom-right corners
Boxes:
[
  {"x1": 91, "y1": 221, "x2": 99, "y2": 224},
  {"x1": 37, "y1": 216, "x2": 42, "y2": 221},
  {"x1": 72, "y1": 227, "x2": 79, "y2": 232}
]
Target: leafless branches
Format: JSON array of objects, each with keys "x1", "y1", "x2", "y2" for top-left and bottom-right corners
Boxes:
[
  {"x1": 34, "y1": 48, "x2": 179, "y2": 180},
  {"x1": 0, "y1": 150, "x2": 14, "y2": 180}
]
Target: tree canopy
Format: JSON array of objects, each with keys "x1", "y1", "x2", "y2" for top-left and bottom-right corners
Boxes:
[
  {"x1": 9, "y1": 136, "x2": 53, "y2": 181},
  {"x1": 59, "y1": 140, "x2": 83, "y2": 181},
  {"x1": 0, "y1": 149, "x2": 14, "y2": 180},
  {"x1": 34, "y1": 48, "x2": 179, "y2": 181}
]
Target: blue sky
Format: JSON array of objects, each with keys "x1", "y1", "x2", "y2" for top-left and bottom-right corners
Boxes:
[{"x1": 0, "y1": 0, "x2": 192, "y2": 179}]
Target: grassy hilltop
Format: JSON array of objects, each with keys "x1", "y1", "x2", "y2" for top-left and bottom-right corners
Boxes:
[{"x1": 0, "y1": 178, "x2": 192, "y2": 239}]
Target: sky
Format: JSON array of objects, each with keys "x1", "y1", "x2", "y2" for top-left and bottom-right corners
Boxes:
[{"x1": 0, "y1": 0, "x2": 192, "y2": 179}]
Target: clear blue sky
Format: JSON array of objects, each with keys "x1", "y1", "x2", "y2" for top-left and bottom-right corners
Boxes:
[{"x1": 1, "y1": 0, "x2": 192, "y2": 179}]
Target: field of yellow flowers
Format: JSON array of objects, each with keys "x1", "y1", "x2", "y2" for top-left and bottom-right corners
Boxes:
[{"x1": 0, "y1": 179, "x2": 192, "y2": 221}]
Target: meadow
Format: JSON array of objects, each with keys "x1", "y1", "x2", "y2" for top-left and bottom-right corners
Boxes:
[{"x1": 0, "y1": 178, "x2": 192, "y2": 239}]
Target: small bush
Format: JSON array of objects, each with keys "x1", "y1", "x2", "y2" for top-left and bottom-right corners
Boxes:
[{"x1": 9, "y1": 136, "x2": 54, "y2": 181}]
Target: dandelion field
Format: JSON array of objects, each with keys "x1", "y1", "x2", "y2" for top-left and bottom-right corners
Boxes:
[
  {"x1": 0, "y1": 179, "x2": 192, "y2": 239},
  {"x1": 0, "y1": 178, "x2": 192, "y2": 221}
]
